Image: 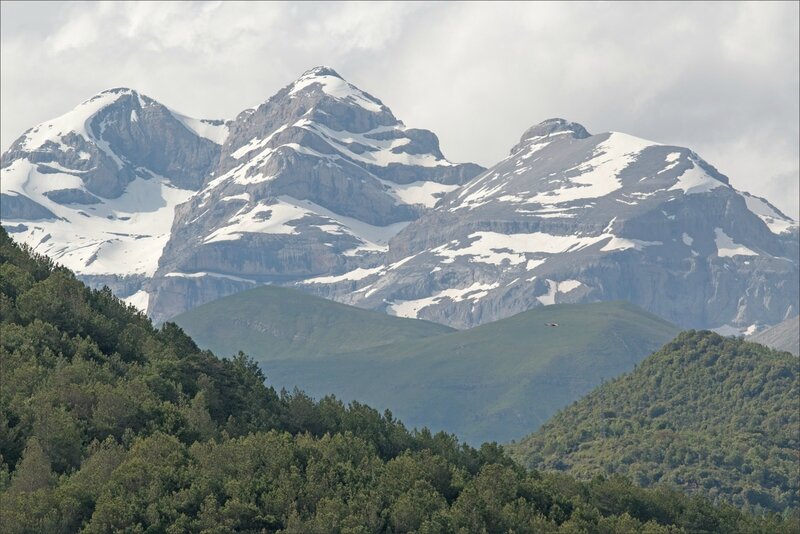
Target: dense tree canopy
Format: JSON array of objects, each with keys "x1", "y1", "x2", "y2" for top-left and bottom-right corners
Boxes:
[
  {"x1": 0, "y1": 228, "x2": 796, "y2": 532},
  {"x1": 508, "y1": 331, "x2": 800, "y2": 516}
]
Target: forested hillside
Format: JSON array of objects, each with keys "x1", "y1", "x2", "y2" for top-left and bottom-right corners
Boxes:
[
  {"x1": 508, "y1": 331, "x2": 800, "y2": 515},
  {"x1": 0, "y1": 227, "x2": 795, "y2": 532}
]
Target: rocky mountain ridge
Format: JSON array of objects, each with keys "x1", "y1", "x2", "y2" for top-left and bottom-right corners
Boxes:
[
  {"x1": 2, "y1": 68, "x2": 797, "y2": 331},
  {"x1": 0, "y1": 88, "x2": 226, "y2": 309},
  {"x1": 301, "y1": 118, "x2": 799, "y2": 330},
  {"x1": 145, "y1": 66, "x2": 484, "y2": 321}
]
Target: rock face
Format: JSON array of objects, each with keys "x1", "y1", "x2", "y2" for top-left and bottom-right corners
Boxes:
[
  {"x1": 302, "y1": 118, "x2": 799, "y2": 331},
  {"x1": 0, "y1": 88, "x2": 226, "y2": 305},
  {"x1": 749, "y1": 316, "x2": 800, "y2": 356},
  {"x1": 3, "y1": 73, "x2": 797, "y2": 333},
  {"x1": 146, "y1": 67, "x2": 483, "y2": 322}
]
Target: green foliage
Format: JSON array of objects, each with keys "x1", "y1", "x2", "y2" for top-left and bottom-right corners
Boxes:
[
  {"x1": 0, "y1": 228, "x2": 795, "y2": 532},
  {"x1": 508, "y1": 331, "x2": 800, "y2": 515}
]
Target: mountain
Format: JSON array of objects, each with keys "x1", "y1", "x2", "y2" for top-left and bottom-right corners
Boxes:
[
  {"x1": 7, "y1": 229, "x2": 792, "y2": 532},
  {"x1": 0, "y1": 68, "x2": 483, "y2": 323},
  {"x1": 507, "y1": 331, "x2": 800, "y2": 514},
  {"x1": 304, "y1": 118, "x2": 799, "y2": 331},
  {"x1": 173, "y1": 291, "x2": 678, "y2": 444},
  {"x1": 3, "y1": 73, "x2": 797, "y2": 333},
  {"x1": 171, "y1": 284, "x2": 453, "y2": 360},
  {"x1": 146, "y1": 67, "x2": 484, "y2": 322},
  {"x1": 0, "y1": 87, "x2": 227, "y2": 309},
  {"x1": 749, "y1": 316, "x2": 799, "y2": 356}
]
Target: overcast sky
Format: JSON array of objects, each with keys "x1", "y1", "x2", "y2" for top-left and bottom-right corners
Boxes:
[{"x1": 2, "y1": 1, "x2": 798, "y2": 218}]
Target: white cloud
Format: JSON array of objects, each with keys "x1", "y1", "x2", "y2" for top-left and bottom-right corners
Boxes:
[{"x1": 1, "y1": 1, "x2": 798, "y2": 217}]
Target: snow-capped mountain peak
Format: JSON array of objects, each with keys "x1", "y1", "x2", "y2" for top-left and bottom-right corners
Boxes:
[
  {"x1": 15, "y1": 88, "x2": 136, "y2": 154},
  {"x1": 298, "y1": 65, "x2": 344, "y2": 79},
  {"x1": 287, "y1": 67, "x2": 386, "y2": 113},
  {"x1": 2, "y1": 72, "x2": 796, "y2": 332},
  {"x1": 145, "y1": 67, "x2": 484, "y2": 321},
  {"x1": 1, "y1": 89, "x2": 226, "y2": 307},
  {"x1": 302, "y1": 118, "x2": 798, "y2": 332}
]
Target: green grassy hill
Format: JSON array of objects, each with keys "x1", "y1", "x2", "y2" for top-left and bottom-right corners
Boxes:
[
  {"x1": 507, "y1": 331, "x2": 800, "y2": 514},
  {"x1": 172, "y1": 285, "x2": 454, "y2": 360},
  {"x1": 6, "y1": 228, "x2": 794, "y2": 532},
  {"x1": 176, "y1": 289, "x2": 679, "y2": 444}
]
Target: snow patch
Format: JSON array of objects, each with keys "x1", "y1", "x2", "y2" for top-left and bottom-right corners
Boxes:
[
  {"x1": 739, "y1": 192, "x2": 798, "y2": 235},
  {"x1": 379, "y1": 179, "x2": 459, "y2": 208},
  {"x1": 389, "y1": 282, "x2": 499, "y2": 319},
  {"x1": 431, "y1": 229, "x2": 658, "y2": 267},
  {"x1": 221, "y1": 193, "x2": 251, "y2": 202},
  {"x1": 204, "y1": 201, "x2": 311, "y2": 242},
  {"x1": 529, "y1": 132, "x2": 656, "y2": 207},
  {"x1": 123, "y1": 290, "x2": 149, "y2": 312},
  {"x1": 714, "y1": 228, "x2": 757, "y2": 257},
  {"x1": 657, "y1": 152, "x2": 682, "y2": 174},
  {"x1": 668, "y1": 159, "x2": 726, "y2": 195},
  {"x1": 21, "y1": 90, "x2": 128, "y2": 151},
  {"x1": 536, "y1": 279, "x2": 583, "y2": 305},
  {"x1": 295, "y1": 119, "x2": 454, "y2": 168},
  {"x1": 231, "y1": 125, "x2": 288, "y2": 160},
  {"x1": 169, "y1": 110, "x2": 229, "y2": 144},
  {"x1": 203, "y1": 195, "x2": 409, "y2": 252},
  {"x1": 289, "y1": 71, "x2": 384, "y2": 113},
  {"x1": 1, "y1": 160, "x2": 193, "y2": 276},
  {"x1": 304, "y1": 266, "x2": 384, "y2": 284}
]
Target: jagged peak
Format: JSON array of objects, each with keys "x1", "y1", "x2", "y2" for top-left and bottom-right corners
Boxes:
[
  {"x1": 99, "y1": 86, "x2": 139, "y2": 95},
  {"x1": 284, "y1": 66, "x2": 386, "y2": 113},
  {"x1": 94, "y1": 87, "x2": 151, "y2": 101},
  {"x1": 298, "y1": 66, "x2": 343, "y2": 80}
]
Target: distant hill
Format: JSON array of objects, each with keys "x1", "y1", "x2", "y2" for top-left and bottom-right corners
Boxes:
[
  {"x1": 172, "y1": 284, "x2": 453, "y2": 360},
  {"x1": 749, "y1": 316, "x2": 799, "y2": 356},
  {"x1": 507, "y1": 331, "x2": 800, "y2": 513},
  {"x1": 176, "y1": 292, "x2": 678, "y2": 444}
]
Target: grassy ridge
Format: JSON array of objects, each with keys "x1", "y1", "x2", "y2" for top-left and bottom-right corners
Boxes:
[
  {"x1": 173, "y1": 284, "x2": 454, "y2": 360},
  {"x1": 176, "y1": 289, "x2": 679, "y2": 443}
]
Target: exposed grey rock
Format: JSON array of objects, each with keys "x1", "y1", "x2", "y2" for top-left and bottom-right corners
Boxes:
[
  {"x1": 78, "y1": 273, "x2": 149, "y2": 300},
  {"x1": 0, "y1": 193, "x2": 57, "y2": 220},
  {"x1": 43, "y1": 188, "x2": 101, "y2": 205},
  {"x1": 3, "y1": 72, "x2": 796, "y2": 333},
  {"x1": 1, "y1": 89, "x2": 222, "y2": 197},
  {"x1": 2, "y1": 223, "x2": 28, "y2": 233},
  {"x1": 748, "y1": 316, "x2": 800, "y2": 356},
  {"x1": 147, "y1": 67, "x2": 484, "y2": 322},
  {"x1": 302, "y1": 119, "x2": 799, "y2": 331}
]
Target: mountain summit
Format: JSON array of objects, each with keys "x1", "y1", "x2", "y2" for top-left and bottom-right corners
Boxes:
[
  {"x1": 302, "y1": 119, "x2": 798, "y2": 330},
  {"x1": 0, "y1": 88, "x2": 226, "y2": 309},
  {"x1": 1, "y1": 70, "x2": 797, "y2": 330},
  {"x1": 145, "y1": 68, "x2": 484, "y2": 321}
]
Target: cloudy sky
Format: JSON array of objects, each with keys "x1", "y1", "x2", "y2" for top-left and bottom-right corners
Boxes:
[{"x1": 2, "y1": 1, "x2": 798, "y2": 217}]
